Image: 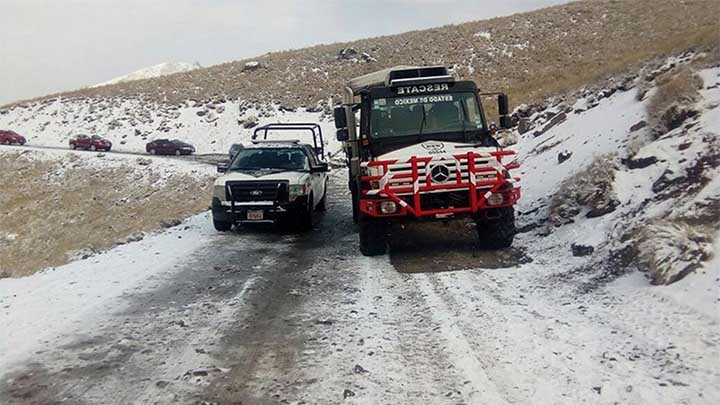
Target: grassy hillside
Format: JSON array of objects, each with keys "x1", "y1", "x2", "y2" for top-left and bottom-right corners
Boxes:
[{"x1": 6, "y1": 0, "x2": 720, "y2": 111}]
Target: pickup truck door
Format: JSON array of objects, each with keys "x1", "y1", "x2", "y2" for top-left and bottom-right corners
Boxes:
[{"x1": 305, "y1": 146, "x2": 325, "y2": 207}]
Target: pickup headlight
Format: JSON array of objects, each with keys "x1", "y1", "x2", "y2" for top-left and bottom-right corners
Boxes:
[{"x1": 289, "y1": 184, "x2": 307, "y2": 198}]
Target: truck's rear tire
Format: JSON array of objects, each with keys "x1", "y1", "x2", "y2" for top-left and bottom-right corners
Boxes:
[
  {"x1": 359, "y1": 218, "x2": 387, "y2": 256},
  {"x1": 213, "y1": 220, "x2": 232, "y2": 232},
  {"x1": 476, "y1": 207, "x2": 516, "y2": 249}
]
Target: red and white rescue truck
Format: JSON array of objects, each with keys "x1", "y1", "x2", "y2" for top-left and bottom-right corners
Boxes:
[{"x1": 333, "y1": 65, "x2": 520, "y2": 255}]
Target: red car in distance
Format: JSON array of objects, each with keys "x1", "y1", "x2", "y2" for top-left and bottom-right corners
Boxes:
[
  {"x1": 69, "y1": 134, "x2": 112, "y2": 151},
  {"x1": 0, "y1": 130, "x2": 27, "y2": 145}
]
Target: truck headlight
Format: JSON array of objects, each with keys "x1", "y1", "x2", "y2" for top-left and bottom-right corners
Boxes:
[
  {"x1": 379, "y1": 201, "x2": 398, "y2": 214},
  {"x1": 289, "y1": 184, "x2": 307, "y2": 197},
  {"x1": 486, "y1": 192, "x2": 505, "y2": 206}
]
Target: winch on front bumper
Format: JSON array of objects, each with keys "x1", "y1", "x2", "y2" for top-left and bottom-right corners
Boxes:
[{"x1": 359, "y1": 150, "x2": 520, "y2": 219}]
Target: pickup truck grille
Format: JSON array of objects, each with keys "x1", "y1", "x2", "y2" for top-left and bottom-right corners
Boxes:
[{"x1": 226, "y1": 181, "x2": 289, "y2": 202}]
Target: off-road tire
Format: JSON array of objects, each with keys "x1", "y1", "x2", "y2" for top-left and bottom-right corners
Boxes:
[
  {"x1": 297, "y1": 193, "x2": 314, "y2": 232},
  {"x1": 351, "y1": 185, "x2": 359, "y2": 224},
  {"x1": 316, "y1": 184, "x2": 328, "y2": 212},
  {"x1": 359, "y1": 218, "x2": 387, "y2": 256},
  {"x1": 213, "y1": 220, "x2": 232, "y2": 232},
  {"x1": 476, "y1": 207, "x2": 516, "y2": 249}
]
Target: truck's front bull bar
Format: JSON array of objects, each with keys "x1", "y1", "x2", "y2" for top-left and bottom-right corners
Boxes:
[{"x1": 359, "y1": 150, "x2": 520, "y2": 218}]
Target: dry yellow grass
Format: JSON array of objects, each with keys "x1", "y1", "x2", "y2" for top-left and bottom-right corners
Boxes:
[
  {"x1": 646, "y1": 67, "x2": 703, "y2": 133},
  {"x1": 0, "y1": 153, "x2": 213, "y2": 277}
]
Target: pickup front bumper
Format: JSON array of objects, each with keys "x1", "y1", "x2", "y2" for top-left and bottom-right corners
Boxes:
[{"x1": 212, "y1": 197, "x2": 308, "y2": 224}]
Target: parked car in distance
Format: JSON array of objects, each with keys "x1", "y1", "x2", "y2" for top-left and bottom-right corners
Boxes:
[
  {"x1": 69, "y1": 134, "x2": 112, "y2": 151},
  {"x1": 0, "y1": 130, "x2": 27, "y2": 145},
  {"x1": 146, "y1": 139, "x2": 196, "y2": 155}
]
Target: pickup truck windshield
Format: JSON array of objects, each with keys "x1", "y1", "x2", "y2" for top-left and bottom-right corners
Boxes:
[
  {"x1": 370, "y1": 92, "x2": 484, "y2": 139},
  {"x1": 230, "y1": 148, "x2": 309, "y2": 171}
]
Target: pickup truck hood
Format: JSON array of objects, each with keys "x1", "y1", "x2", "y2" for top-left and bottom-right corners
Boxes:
[
  {"x1": 378, "y1": 140, "x2": 500, "y2": 161},
  {"x1": 215, "y1": 170, "x2": 309, "y2": 186}
]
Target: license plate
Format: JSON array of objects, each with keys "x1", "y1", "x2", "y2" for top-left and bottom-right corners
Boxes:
[{"x1": 247, "y1": 210, "x2": 264, "y2": 220}]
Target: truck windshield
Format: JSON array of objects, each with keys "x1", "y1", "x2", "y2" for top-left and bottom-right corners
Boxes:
[
  {"x1": 370, "y1": 92, "x2": 484, "y2": 139},
  {"x1": 229, "y1": 148, "x2": 309, "y2": 171}
]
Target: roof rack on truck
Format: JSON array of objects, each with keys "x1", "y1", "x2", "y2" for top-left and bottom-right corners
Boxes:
[{"x1": 252, "y1": 123, "x2": 325, "y2": 160}]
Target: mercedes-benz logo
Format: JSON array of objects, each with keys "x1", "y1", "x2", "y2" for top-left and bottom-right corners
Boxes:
[
  {"x1": 430, "y1": 164, "x2": 451, "y2": 182},
  {"x1": 249, "y1": 190, "x2": 263, "y2": 196}
]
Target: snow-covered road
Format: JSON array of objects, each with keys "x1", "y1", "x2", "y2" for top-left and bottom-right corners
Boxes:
[
  {"x1": 2, "y1": 62, "x2": 719, "y2": 404},
  {"x1": 1, "y1": 176, "x2": 717, "y2": 404}
]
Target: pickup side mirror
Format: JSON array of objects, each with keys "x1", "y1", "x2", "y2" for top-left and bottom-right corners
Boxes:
[
  {"x1": 311, "y1": 162, "x2": 329, "y2": 173},
  {"x1": 333, "y1": 106, "x2": 347, "y2": 129},
  {"x1": 336, "y1": 128, "x2": 349, "y2": 142},
  {"x1": 217, "y1": 162, "x2": 228, "y2": 173}
]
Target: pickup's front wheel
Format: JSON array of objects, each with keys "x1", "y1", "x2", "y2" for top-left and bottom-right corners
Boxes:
[
  {"x1": 213, "y1": 220, "x2": 232, "y2": 232},
  {"x1": 359, "y1": 218, "x2": 387, "y2": 256},
  {"x1": 296, "y1": 193, "x2": 314, "y2": 232}
]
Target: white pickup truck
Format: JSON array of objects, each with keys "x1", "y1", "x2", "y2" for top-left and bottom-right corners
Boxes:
[{"x1": 211, "y1": 138, "x2": 329, "y2": 232}]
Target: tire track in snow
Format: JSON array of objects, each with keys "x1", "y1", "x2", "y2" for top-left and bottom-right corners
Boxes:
[
  {"x1": 415, "y1": 272, "x2": 511, "y2": 403},
  {"x1": 0, "y1": 233, "x2": 291, "y2": 404}
]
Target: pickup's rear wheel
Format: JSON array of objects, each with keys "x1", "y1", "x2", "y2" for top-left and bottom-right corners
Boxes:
[
  {"x1": 150, "y1": 149, "x2": 156, "y2": 155},
  {"x1": 476, "y1": 207, "x2": 516, "y2": 249},
  {"x1": 359, "y1": 218, "x2": 387, "y2": 256},
  {"x1": 316, "y1": 183, "x2": 328, "y2": 212},
  {"x1": 213, "y1": 220, "x2": 232, "y2": 232},
  {"x1": 90, "y1": 145, "x2": 97, "y2": 151}
]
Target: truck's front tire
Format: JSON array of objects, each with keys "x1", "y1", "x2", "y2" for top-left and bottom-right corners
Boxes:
[
  {"x1": 476, "y1": 207, "x2": 516, "y2": 249},
  {"x1": 359, "y1": 218, "x2": 387, "y2": 256},
  {"x1": 213, "y1": 220, "x2": 232, "y2": 232},
  {"x1": 351, "y1": 184, "x2": 359, "y2": 224}
]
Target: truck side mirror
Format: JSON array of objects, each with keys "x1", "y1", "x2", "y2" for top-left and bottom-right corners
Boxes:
[
  {"x1": 499, "y1": 116, "x2": 512, "y2": 129},
  {"x1": 217, "y1": 162, "x2": 228, "y2": 173},
  {"x1": 498, "y1": 94, "x2": 509, "y2": 116},
  {"x1": 336, "y1": 128, "x2": 349, "y2": 142},
  {"x1": 333, "y1": 106, "x2": 347, "y2": 129}
]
